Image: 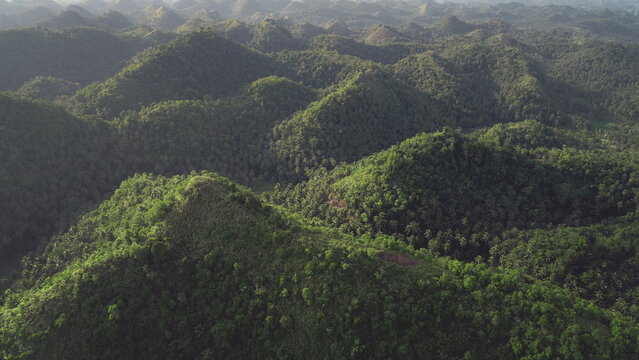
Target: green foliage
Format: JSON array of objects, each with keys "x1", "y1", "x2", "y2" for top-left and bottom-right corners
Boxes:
[
  {"x1": 116, "y1": 76, "x2": 317, "y2": 183},
  {"x1": 271, "y1": 68, "x2": 442, "y2": 178},
  {"x1": 17, "y1": 76, "x2": 79, "y2": 102},
  {"x1": 207, "y1": 18, "x2": 252, "y2": 44},
  {"x1": 473, "y1": 120, "x2": 600, "y2": 150},
  {"x1": 0, "y1": 78, "x2": 315, "y2": 257},
  {"x1": 491, "y1": 214, "x2": 639, "y2": 319},
  {"x1": 3, "y1": 9, "x2": 639, "y2": 358},
  {"x1": 2, "y1": 172, "x2": 638, "y2": 359},
  {"x1": 0, "y1": 93, "x2": 116, "y2": 257},
  {"x1": 72, "y1": 30, "x2": 277, "y2": 118},
  {"x1": 272, "y1": 129, "x2": 639, "y2": 260},
  {"x1": 274, "y1": 49, "x2": 374, "y2": 88},
  {"x1": 0, "y1": 27, "x2": 148, "y2": 90},
  {"x1": 250, "y1": 19, "x2": 306, "y2": 53},
  {"x1": 310, "y1": 34, "x2": 424, "y2": 64},
  {"x1": 549, "y1": 40, "x2": 639, "y2": 122},
  {"x1": 394, "y1": 38, "x2": 557, "y2": 127}
]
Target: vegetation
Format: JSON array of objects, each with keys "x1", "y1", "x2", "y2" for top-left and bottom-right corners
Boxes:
[
  {"x1": 272, "y1": 129, "x2": 639, "y2": 260},
  {"x1": 491, "y1": 214, "x2": 639, "y2": 319},
  {"x1": 3, "y1": 2, "x2": 639, "y2": 357},
  {"x1": 71, "y1": 30, "x2": 277, "y2": 118},
  {"x1": 0, "y1": 77, "x2": 315, "y2": 258},
  {"x1": 0, "y1": 94, "x2": 115, "y2": 257},
  {"x1": 17, "y1": 76, "x2": 80, "y2": 102},
  {"x1": 2, "y1": 172, "x2": 639, "y2": 359},
  {"x1": 270, "y1": 68, "x2": 442, "y2": 178},
  {"x1": 0, "y1": 27, "x2": 150, "y2": 90}
]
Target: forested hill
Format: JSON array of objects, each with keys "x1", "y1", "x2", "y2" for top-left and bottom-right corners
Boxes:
[
  {"x1": 2, "y1": 2, "x2": 639, "y2": 358},
  {"x1": 0, "y1": 27, "x2": 154, "y2": 90},
  {"x1": 2, "y1": 172, "x2": 638, "y2": 359},
  {"x1": 4, "y1": 19, "x2": 639, "y2": 261},
  {"x1": 0, "y1": 77, "x2": 316, "y2": 259},
  {"x1": 0, "y1": 94, "x2": 115, "y2": 257},
  {"x1": 271, "y1": 128, "x2": 639, "y2": 260},
  {"x1": 71, "y1": 30, "x2": 277, "y2": 118}
]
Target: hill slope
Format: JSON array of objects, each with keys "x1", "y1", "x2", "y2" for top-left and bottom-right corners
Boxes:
[
  {"x1": 394, "y1": 38, "x2": 557, "y2": 127},
  {"x1": 0, "y1": 27, "x2": 148, "y2": 90},
  {"x1": 0, "y1": 94, "x2": 116, "y2": 257},
  {"x1": 0, "y1": 78, "x2": 315, "y2": 257},
  {"x1": 270, "y1": 68, "x2": 443, "y2": 178},
  {"x1": 2, "y1": 172, "x2": 638, "y2": 359},
  {"x1": 72, "y1": 30, "x2": 277, "y2": 118},
  {"x1": 272, "y1": 129, "x2": 639, "y2": 259}
]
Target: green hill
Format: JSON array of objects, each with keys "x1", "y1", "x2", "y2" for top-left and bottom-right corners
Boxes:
[
  {"x1": 2, "y1": 171, "x2": 638, "y2": 359},
  {"x1": 114, "y1": 76, "x2": 317, "y2": 184},
  {"x1": 36, "y1": 10, "x2": 92, "y2": 29},
  {"x1": 0, "y1": 27, "x2": 148, "y2": 90},
  {"x1": 472, "y1": 120, "x2": 601, "y2": 150},
  {"x1": 3, "y1": 5, "x2": 639, "y2": 358},
  {"x1": 270, "y1": 68, "x2": 443, "y2": 178},
  {"x1": 0, "y1": 94, "x2": 116, "y2": 257},
  {"x1": 17, "y1": 76, "x2": 80, "y2": 101},
  {"x1": 363, "y1": 24, "x2": 413, "y2": 45},
  {"x1": 72, "y1": 30, "x2": 277, "y2": 118},
  {"x1": 250, "y1": 19, "x2": 306, "y2": 53},
  {"x1": 143, "y1": 6, "x2": 185, "y2": 31},
  {"x1": 272, "y1": 129, "x2": 639, "y2": 260},
  {"x1": 94, "y1": 10, "x2": 133, "y2": 30},
  {"x1": 274, "y1": 49, "x2": 375, "y2": 88},
  {"x1": 177, "y1": 10, "x2": 221, "y2": 33},
  {"x1": 430, "y1": 15, "x2": 478, "y2": 38},
  {"x1": 394, "y1": 38, "x2": 557, "y2": 127},
  {"x1": 0, "y1": 77, "x2": 315, "y2": 258},
  {"x1": 310, "y1": 34, "x2": 422, "y2": 64},
  {"x1": 549, "y1": 40, "x2": 639, "y2": 122}
]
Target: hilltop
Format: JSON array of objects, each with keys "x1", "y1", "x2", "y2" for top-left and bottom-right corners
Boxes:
[{"x1": 0, "y1": 27, "x2": 150, "y2": 90}]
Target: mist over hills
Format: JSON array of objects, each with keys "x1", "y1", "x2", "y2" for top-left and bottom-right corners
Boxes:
[{"x1": 0, "y1": 0, "x2": 637, "y2": 32}]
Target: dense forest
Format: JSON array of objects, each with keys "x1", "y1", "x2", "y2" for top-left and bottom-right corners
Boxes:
[{"x1": 2, "y1": 0, "x2": 639, "y2": 358}]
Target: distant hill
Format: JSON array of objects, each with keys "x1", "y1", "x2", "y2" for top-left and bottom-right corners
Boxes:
[
  {"x1": 65, "y1": 4, "x2": 95, "y2": 18},
  {"x1": 310, "y1": 34, "x2": 424, "y2": 64},
  {"x1": 250, "y1": 19, "x2": 306, "y2": 52},
  {"x1": 94, "y1": 10, "x2": 133, "y2": 30},
  {"x1": 177, "y1": 9, "x2": 221, "y2": 32},
  {"x1": 431, "y1": 15, "x2": 479, "y2": 37},
  {"x1": 231, "y1": 0, "x2": 265, "y2": 18},
  {"x1": 72, "y1": 30, "x2": 277, "y2": 118},
  {"x1": 206, "y1": 18, "x2": 252, "y2": 43},
  {"x1": 17, "y1": 76, "x2": 80, "y2": 101},
  {"x1": 274, "y1": 49, "x2": 375, "y2": 88},
  {"x1": 37, "y1": 10, "x2": 93, "y2": 29},
  {"x1": 270, "y1": 68, "x2": 442, "y2": 178},
  {"x1": 394, "y1": 38, "x2": 558, "y2": 127},
  {"x1": 11, "y1": 6, "x2": 56, "y2": 26},
  {"x1": 143, "y1": 5, "x2": 185, "y2": 30},
  {"x1": 78, "y1": 0, "x2": 109, "y2": 14},
  {"x1": 37, "y1": 8, "x2": 134, "y2": 31},
  {"x1": 363, "y1": 24, "x2": 412, "y2": 45},
  {"x1": 0, "y1": 27, "x2": 151, "y2": 90},
  {"x1": 290, "y1": 21, "x2": 326, "y2": 39},
  {"x1": 548, "y1": 40, "x2": 639, "y2": 122}
]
